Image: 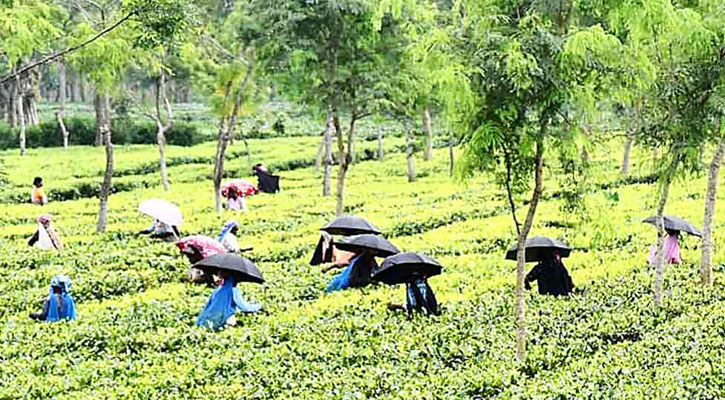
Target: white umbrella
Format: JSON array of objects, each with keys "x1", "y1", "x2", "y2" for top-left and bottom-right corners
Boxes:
[{"x1": 139, "y1": 199, "x2": 183, "y2": 226}]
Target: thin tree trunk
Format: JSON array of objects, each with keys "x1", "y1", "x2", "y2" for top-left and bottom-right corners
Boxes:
[
  {"x1": 335, "y1": 113, "x2": 354, "y2": 216},
  {"x1": 16, "y1": 74, "x2": 26, "y2": 155},
  {"x1": 347, "y1": 116, "x2": 356, "y2": 165},
  {"x1": 9, "y1": 69, "x2": 18, "y2": 128},
  {"x1": 701, "y1": 131, "x2": 725, "y2": 286},
  {"x1": 406, "y1": 123, "x2": 416, "y2": 182},
  {"x1": 622, "y1": 129, "x2": 635, "y2": 177},
  {"x1": 515, "y1": 133, "x2": 545, "y2": 362},
  {"x1": 156, "y1": 68, "x2": 172, "y2": 191},
  {"x1": 449, "y1": 136, "x2": 455, "y2": 177},
  {"x1": 96, "y1": 93, "x2": 113, "y2": 233},
  {"x1": 69, "y1": 70, "x2": 78, "y2": 103},
  {"x1": 323, "y1": 106, "x2": 333, "y2": 197},
  {"x1": 378, "y1": 128, "x2": 384, "y2": 161},
  {"x1": 214, "y1": 51, "x2": 254, "y2": 212},
  {"x1": 94, "y1": 92, "x2": 103, "y2": 146},
  {"x1": 78, "y1": 75, "x2": 86, "y2": 103},
  {"x1": 423, "y1": 106, "x2": 433, "y2": 161},
  {"x1": 58, "y1": 61, "x2": 69, "y2": 149},
  {"x1": 653, "y1": 167, "x2": 675, "y2": 306}
]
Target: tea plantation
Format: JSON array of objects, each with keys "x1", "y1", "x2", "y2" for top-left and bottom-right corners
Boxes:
[{"x1": 1, "y1": 133, "x2": 725, "y2": 399}]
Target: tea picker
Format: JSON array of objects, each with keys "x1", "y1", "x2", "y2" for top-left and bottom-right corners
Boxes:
[
  {"x1": 28, "y1": 213, "x2": 63, "y2": 251},
  {"x1": 372, "y1": 252, "x2": 443, "y2": 317},
  {"x1": 252, "y1": 163, "x2": 280, "y2": 194},
  {"x1": 138, "y1": 199, "x2": 183, "y2": 241},
  {"x1": 217, "y1": 220, "x2": 253, "y2": 253},
  {"x1": 506, "y1": 236, "x2": 574, "y2": 296},
  {"x1": 221, "y1": 179, "x2": 259, "y2": 212},
  {"x1": 176, "y1": 235, "x2": 227, "y2": 285},
  {"x1": 310, "y1": 215, "x2": 382, "y2": 266},
  {"x1": 642, "y1": 215, "x2": 701, "y2": 266},
  {"x1": 324, "y1": 234, "x2": 400, "y2": 293},
  {"x1": 30, "y1": 275, "x2": 77, "y2": 322},
  {"x1": 193, "y1": 253, "x2": 265, "y2": 330}
]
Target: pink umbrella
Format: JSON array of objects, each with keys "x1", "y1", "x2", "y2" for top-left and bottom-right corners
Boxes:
[
  {"x1": 221, "y1": 179, "x2": 259, "y2": 198},
  {"x1": 176, "y1": 235, "x2": 226, "y2": 259}
]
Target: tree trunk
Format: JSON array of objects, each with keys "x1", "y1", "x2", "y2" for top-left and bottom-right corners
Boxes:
[
  {"x1": 622, "y1": 129, "x2": 634, "y2": 177},
  {"x1": 96, "y1": 93, "x2": 113, "y2": 233},
  {"x1": 347, "y1": 117, "x2": 356, "y2": 165},
  {"x1": 69, "y1": 70, "x2": 77, "y2": 103},
  {"x1": 58, "y1": 61, "x2": 69, "y2": 149},
  {"x1": 16, "y1": 74, "x2": 26, "y2": 155},
  {"x1": 323, "y1": 107, "x2": 333, "y2": 197},
  {"x1": 406, "y1": 124, "x2": 416, "y2": 183},
  {"x1": 449, "y1": 136, "x2": 455, "y2": 177},
  {"x1": 423, "y1": 106, "x2": 433, "y2": 161},
  {"x1": 335, "y1": 113, "x2": 353, "y2": 216},
  {"x1": 701, "y1": 132, "x2": 725, "y2": 287},
  {"x1": 94, "y1": 92, "x2": 104, "y2": 146},
  {"x1": 155, "y1": 69, "x2": 172, "y2": 191},
  {"x1": 514, "y1": 134, "x2": 545, "y2": 362},
  {"x1": 653, "y1": 168, "x2": 675, "y2": 306},
  {"x1": 378, "y1": 128, "x2": 384, "y2": 161},
  {"x1": 213, "y1": 117, "x2": 230, "y2": 213},
  {"x1": 213, "y1": 51, "x2": 254, "y2": 212}
]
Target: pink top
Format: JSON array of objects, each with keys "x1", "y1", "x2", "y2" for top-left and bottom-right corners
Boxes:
[{"x1": 649, "y1": 234, "x2": 681, "y2": 265}]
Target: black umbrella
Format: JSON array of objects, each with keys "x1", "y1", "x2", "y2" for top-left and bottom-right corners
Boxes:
[
  {"x1": 642, "y1": 215, "x2": 702, "y2": 237},
  {"x1": 372, "y1": 252, "x2": 443, "y2": 285},
  {"x1": 321, "y1": 216, "x2": 381, "y2": 236},
  {"x1": 193, "y1": 253, "x2": 265, "y2": 284},
  {"x1": 505, "y1": 236, "x2": 572, "y2": 262},
  {"x1": 334, "y1": 234, "x2": 400, "y2": 257}
]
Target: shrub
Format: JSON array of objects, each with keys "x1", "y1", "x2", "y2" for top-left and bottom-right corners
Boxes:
[{"x1": 0, "y1": 117, "x2": 202, "y2": 149}]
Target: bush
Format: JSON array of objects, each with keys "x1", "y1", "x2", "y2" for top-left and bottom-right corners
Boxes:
[{"x1": 0, "y1": 117, "x2": 203, "y2": 149}]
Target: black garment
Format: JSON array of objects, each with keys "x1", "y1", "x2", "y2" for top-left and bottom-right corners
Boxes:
[
  {"x1": 28, "y1": 230, "x2": 39, "y2": 247},
  {"x1": 406, "y1": 278, "x2": 439, "y2": 316},
  {"x1": 349, "y1": 253, "x2": 377, "y2": 288},
  {"x1": 29, "y1": 295, "x2": 65, "y2": 321},
  {"x1": 310, "y1": 235, "x2": 334, "y2": 266},
  {"x1": 525, "y1": 260, "x2": 574, "y2": 296},
  {"x1": 255, "y1": 170, "x2": 280, "y2": 193}
]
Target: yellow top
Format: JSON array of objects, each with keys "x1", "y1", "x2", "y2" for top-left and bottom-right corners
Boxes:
[{"x1": 32, "y1": 187, "x2": 46, "y2": 203}]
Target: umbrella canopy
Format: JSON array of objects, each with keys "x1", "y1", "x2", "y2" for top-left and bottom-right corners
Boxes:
[
  {"x1": 505, "y1": 236, "x2": 572, "y2": 262},
  {"x1": 139, "y1": 199, "x2": 183, "y2": 226},
  {"x1": 176, "y1": 235, "x2": 226, "y2": 259},
  {"x1": 334, "y1": 234, "x2": 400, "y2": 257},
  {"x1": 221, "y1": 179, "x2": 259, "y2": 198},
  {"x1": 193, "y1": 253, "x2": 264, "y2": 284},
  {"x1": 372, "y1": 252, "x2": 443, "y2": 285},
  {"x1": 643, "y1": 215, "x2": 702, "y2": 237},
  {"x1": 321, "y1": 216, "x2": 381, "y2": 236}
]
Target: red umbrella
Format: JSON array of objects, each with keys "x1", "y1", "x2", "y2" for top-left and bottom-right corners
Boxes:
[
  {"x1": 221, "y1": 179, "x2": 259, "y2": 198},
  {"x1": 176, "y1": 235, "x2": 226, "y2": 259}
]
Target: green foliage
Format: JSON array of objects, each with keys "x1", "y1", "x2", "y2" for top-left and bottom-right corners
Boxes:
[
  {"x1": 0, "y1": 117, "x2": 203, "y2": 149},
  {"x1": 0, "y1": 131, "x2": 723, "y2": 397}
]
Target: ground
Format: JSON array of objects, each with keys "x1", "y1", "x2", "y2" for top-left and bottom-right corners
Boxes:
[{"x1": 1, "y1": 117, "x2": 725, "y2": 399}]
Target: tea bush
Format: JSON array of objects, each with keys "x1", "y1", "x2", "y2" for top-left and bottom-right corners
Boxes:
[{"x1": 0, "y1": 132, "x2": 723, "y2": 398}]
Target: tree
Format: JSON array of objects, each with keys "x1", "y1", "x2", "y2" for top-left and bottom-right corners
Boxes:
[
  {"x1": 200, "y1": 6, "x2": 261, "y2": 213},
  {"x1": 698, "y1": 2, "x2": 725, "y2": 287},
  {"x1": 617, "y1": 0, "x2": 723, "y2": 301},
  {"x1": 416, "y1": 0, "x2": 622, "y2": 360},
  {"x1": 0, "y1": 0, "x2": 60, "y2": 154},
  {"x1": 69, "y1": 20, "x2": 132, "y2": 232},
  {"x1": 254, "y1": 0, "x2": 396, "y2": 215}
]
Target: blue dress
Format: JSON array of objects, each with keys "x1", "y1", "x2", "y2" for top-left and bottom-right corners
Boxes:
[{"x1": 197, "y1": 277, "x2": 262, "y2": 330}]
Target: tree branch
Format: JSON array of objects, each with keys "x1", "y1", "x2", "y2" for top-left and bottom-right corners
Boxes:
[{"x1": 0, "y1": 11, "x2": 135, "y2": 86}]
